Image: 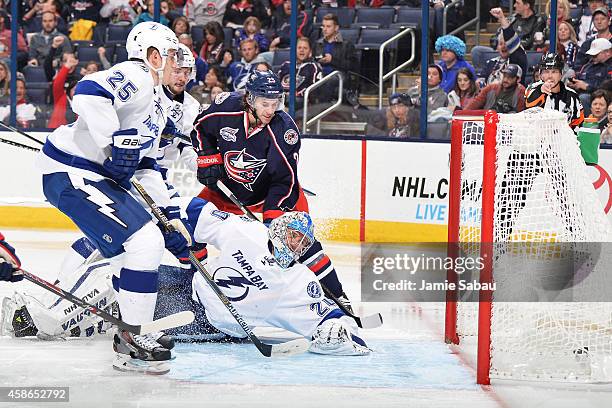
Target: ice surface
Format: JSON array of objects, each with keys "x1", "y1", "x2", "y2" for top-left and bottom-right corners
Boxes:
[{"x1": 1, "y1": 230, "x2": 611, "y2": 408}]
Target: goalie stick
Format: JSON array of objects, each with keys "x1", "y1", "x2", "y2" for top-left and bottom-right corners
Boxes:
[
  {"x1": 215, "y1": 180, "x2": 383, "y2": 330},
  {"x1": 17, "y1": 268, "x2": 194, "y2": 335},
  {"x1": 130, "y1": 179, "x2": 310, "y2": 357}
]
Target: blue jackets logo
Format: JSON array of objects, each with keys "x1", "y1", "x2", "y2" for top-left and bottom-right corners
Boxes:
[
  {"x1": 224, "y1": 149, "x2": 267, "y2": 191},
  {"x1": 220, "y1": 127, "x2": 238, "y2": 142}
]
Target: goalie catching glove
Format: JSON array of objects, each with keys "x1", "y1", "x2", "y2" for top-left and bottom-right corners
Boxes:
[{"x1": 309, "y1": 316, "x2": 371, "y2": 356}]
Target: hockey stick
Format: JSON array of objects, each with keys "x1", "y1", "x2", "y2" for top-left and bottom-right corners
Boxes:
[
  {"x1": 130, "y1": 179, "x2": 310, "y2": 357},
  {"x1": 0, "y1": 136, "x2": 41, "y2": 152},
  {"x1": 215, "y1": 180, "x2": 383, "y2": 329},
  {"x1": 18, "y1": 268, "x2": 194, "y2": 335},
  {"x1": 0, "y1": 121, "x2": 45, "y2": 146}
]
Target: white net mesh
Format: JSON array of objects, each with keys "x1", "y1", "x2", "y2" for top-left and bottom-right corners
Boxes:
[{"x1": 453, "y1": 108, "x2": 612, "y2": 382}]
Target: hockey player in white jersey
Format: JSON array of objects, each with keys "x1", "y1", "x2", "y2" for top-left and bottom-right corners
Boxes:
[
  {"x1": 1, "y1": 201, "x2": 370, "y2": 356},
  {"x1": 157, "y1": 43, "x2": 200, "y2": 186},
  {"x1": 33, "y1": 22, "x2": 194, "y2": 374}
]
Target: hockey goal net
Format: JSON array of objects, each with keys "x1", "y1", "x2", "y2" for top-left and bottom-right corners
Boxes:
[{"x1": 445, "y1": 108, "x2": 612, "y2": 384}]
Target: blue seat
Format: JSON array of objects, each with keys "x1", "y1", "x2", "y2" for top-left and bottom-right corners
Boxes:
[
  {"x1": 223, "y1": 27, "x2": 235, "y2": 50},
  {"x1": 355, "y1": 7, "x2": 396, "y2": 28},
  {"x1": 350, "y1": 22, "x2": 380, "y2": 29},
  {"x1": 316, "y1": 7, "x2": 356, "y2": 28},
  {"x1": 526, "y1": 51, "x2": 544, "y2": 71},
  {"x1": 26, "y1": 87, "x2": 47, "y2": 105},
  {"x1": 191, "y1": 25, "x2": 205, "y2": 48},
  {"x1": 356, "y1": 28, "x2": 400, "y2": 50},
  {"x1": 77, "y1": 45, "x2": 102, "y2": 63},
  {"x1": 395, "y1": 7, "x2": 435, "y2": 30},
  {"x1": 272, "y1": 48, "x2": 290, "y2": 66},
  {"x1": 338, "y1": 28, "x2": 360, "y2": 45},
  {"x1": 106, "y1": 24, "x2": 132, "y2": 43},
  {"x1": 114, "y1": 44, "x2": 128, "y2": 63},
  {"x1": 23, "y1": 66, "x2": 47, "y2": 83}
]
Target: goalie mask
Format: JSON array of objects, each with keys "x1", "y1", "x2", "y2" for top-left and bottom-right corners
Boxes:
[{"x1": 268, "y1": 212, "x2": 315, "y2": 269}]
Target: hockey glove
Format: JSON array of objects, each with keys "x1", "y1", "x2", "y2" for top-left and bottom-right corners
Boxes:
[
  {"x1": 160, "y1": 206, "x2": 194, "y2": 260},
  {"x1": 161, "y1": 118, "x2": 188, "y2": 142},
  {"x1": 197, "y1": 152, "x2": 226, "y2": 188},
  {"x1": 103, "y1": 128, "x2": 141, "y2": 190},
  {"x1": 0, "y1": 234, "x2": 23, "y2": 282},
  {"x1": 178, "y1": 242, "x2": 208, "y2": 271}
]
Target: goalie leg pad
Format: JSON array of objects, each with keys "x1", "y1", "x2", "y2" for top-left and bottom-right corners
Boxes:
[{"x1": 309, "y1": 316, "x2": 371, "y2": 356}]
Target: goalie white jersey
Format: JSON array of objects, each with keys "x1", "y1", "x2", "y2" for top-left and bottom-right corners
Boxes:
[{"x1": 183, "y1": 198, "x2": 341, "y2": 338}]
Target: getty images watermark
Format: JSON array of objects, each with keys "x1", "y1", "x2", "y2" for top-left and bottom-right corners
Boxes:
[{"x1": 360, "y1": 243, "x2": 490, "y2": 302}]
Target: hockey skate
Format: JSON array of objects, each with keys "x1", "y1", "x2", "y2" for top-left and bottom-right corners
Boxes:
[
  {"x1": 309, "y1": 317, "x2": 371, "y2": 356},
  {"x1": 112, "y1": 330, "x2": 172, "y2": 375}
]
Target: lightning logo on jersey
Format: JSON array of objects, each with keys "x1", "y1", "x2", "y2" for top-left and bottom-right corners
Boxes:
[
  {"x1": 223, "y1": 149, "x2": 267, "y2": 191},
  {"x1": 80, "y1": 183, "x2": 127, "y2": 228},
  {"x1": 213, "y1": 267, "x2": 255, "y2": 301}
]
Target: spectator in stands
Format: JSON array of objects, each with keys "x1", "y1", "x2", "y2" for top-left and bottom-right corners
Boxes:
[
  {"x1": 568, "y1": 38, "x2": 612, "y2": 111},
  {"x1": 278, "y1": 37, "x2": 322, "y2": 103},
  {"x1": 172, "y1": 16, "x2": 190, "y2": 38},
  {"x1": 0, "y1": 74, "x2": 38, "y2": 128},
  {"x1": 408, "y1": 64, "x2": 448, "y2": 116},
  {"x1": 557, "y1": 20, "x2": 579, "y2": 68},
  {"x1": 465, "y1": 64, "x2": 526, "y2": 113},
  {"x1": 189, "y1": 65, "x2": 226, "y2": 104},
  {"x1": 545, "y1": 0, "x2": 572, "y2": 24},
  {"x1": 68, "y1": 0, "x2": 102, "y2": 23},
  {"x1": 588, "y1": 88, "x2": 610, "y2": 130},
  {"x1": 199, "y1": 21, "x2": 227, "y2": 66},
  {"x1": 42, "y1": 36, "x2": 74, "y2": 81},
  {"x1": 492, "y1": 0, "x2": 546, "y2": 51},
  {"x1": 600, "y1": 100, "x2": 612, "y2": 143},
  {"x1": 80, "y1": 60, "x2": 99, "y2": 76},
  {"x1": 447, "y1": 68, "x2": 479, "y2": 111},
  {"x1": 578, "y1": 0, "x2": 606, "y2": 45},
  {"x1": 178, "y1": 33, "x2": 208, "y2": 88},
  {"x1": 22, "y1": 0, "x2": 68, "y2": 35},
  {"x1": 133, "y1": 0, "x2": 170, "y2": 26},
  {"x1": 269, "y1": 0, "x2": 312, "y2": 51},
  {"x1": 47, "y1": 53, "x2": 79, "y2": 128},
  {"x1": 233, "y1": 16, "x2": 269, "y2": 52},
  {"x1": 314, "y1": 13, "x2": 356, "y2": 79},
  {"x1": 28, "y1": 12, "x2": 72, "y2": 67},
  {"x1": 223, "y1": 0, "x2": 270, "y2": 29},
  {"x1": 473, "y1": 8, "x2": 528, "y2": 85},
  {"x1": 431, "y1": 0, "x2": 474, "y2": 40},
  {"x1": 0, "y1": 60, "x2": 8, "y2": 104},
  {"x1": 99, "y1": 0, "x2": 138, "y2": 25},
  {"x1": 97, "y1": 46, "x2": 112, "y2": 69},
  {"x1": 226, "y1": 38, "x2": 265, "y2": 91},
  {"x1": 385, "y1": 92, "x2": 419, "y2": 138},
  {"x1": 186, "y1": 0, "x2": 228, "y2": 26},
  {"x1": 0, "y1": 9, "x2": 28, "y2": 68},
  {"x1": 435, "y1": 35, "x2": 475, "y2": 93},
  {"x1": 574, "y1": 7, "x2": 611, "y2": 70}
]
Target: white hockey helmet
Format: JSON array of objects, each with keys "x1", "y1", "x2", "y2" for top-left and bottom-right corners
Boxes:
[
  {"x1": 177, "y1": 43, "x2": 196, "y2": 82},
  {"x1": 126, "y1": 22, "x2": 179, "y2": 74}
]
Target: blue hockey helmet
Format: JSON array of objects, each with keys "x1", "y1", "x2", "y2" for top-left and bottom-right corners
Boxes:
[
  {"x1": 246, "y1": 70, "x2": 283, "y2": 99},
  {"x1": 268, "y1": 212, "x2": 315, "y2": 269}
]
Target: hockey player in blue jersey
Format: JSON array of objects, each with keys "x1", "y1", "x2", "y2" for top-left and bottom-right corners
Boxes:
[
  {"x1": 191, "y1": 70, "x2": 353, "y2": 309},
  {"x1": 34, "y1": 22, "x2": 194, "y2": 374}
]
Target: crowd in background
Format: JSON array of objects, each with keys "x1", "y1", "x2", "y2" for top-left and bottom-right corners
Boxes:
[{"x1": 0, "y1": 0, "x2": 611, "y2": 143}]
